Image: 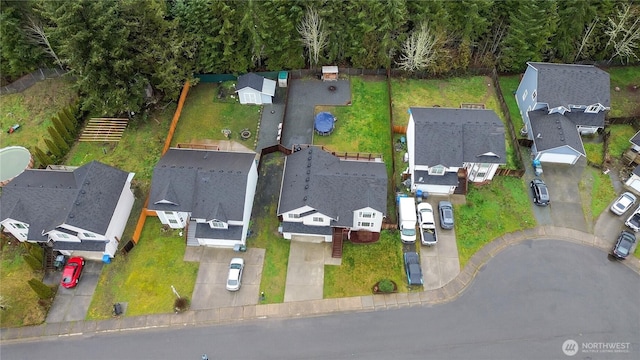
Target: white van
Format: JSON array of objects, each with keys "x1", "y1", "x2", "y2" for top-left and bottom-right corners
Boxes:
[{"x1": 398, "y1": 197, "x2": 417, "y2": 243}]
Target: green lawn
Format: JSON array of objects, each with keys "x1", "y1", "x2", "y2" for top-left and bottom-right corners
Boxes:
[
  {"x1": 0, "y1": 77, "x2": 78, "y2": 155},
  {"x1": 579, "y1": 166, "x2": 617, "y2": 222},
  {"x1": 324, "y1": 230, "x2": 407, "y2": 298},
  {"x1": 86, "y1": 217, "x2": 199, "y2": 320},
  {"x1": 608, "y1": 66, "x2": 640, "y2": 118},
  {"x1": 171, "y1": 83, "x2": 261, "y2": 147},
  {"x1": 455, "y1": 176, "x2": 536, "y2": 267},
  {"x1": 0, "y1": 241, "x2": 49, "y2": 328},
  {"x1": 497, "y1": 75, "x2": 526, "y2": 136},
  {"x1": 606, "y1": 124, "x2": 637, "y2": 158},
  {"x1": 584, "y1": 142, "x2": 604, "y2": 165}
]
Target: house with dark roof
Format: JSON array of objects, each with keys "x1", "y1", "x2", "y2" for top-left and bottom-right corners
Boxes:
[
  {"x1": 277, "y1": 147, "x2": 387, "y2": 246},
  {"x1": 147, "y1": 148, "x2": 258, "y2": 248},
  {"x1": 235, "y1": 73, "x2": 277, "y2": 105},
  {"x1": 406, "y1": 107, "x2": 507, "y2": 195},
  {"x1": 0, "y1": 161, "x2": 135, "y2": 261},
  {"x1": 516, "y1": 62, "x2": 610, "y2": 164}
]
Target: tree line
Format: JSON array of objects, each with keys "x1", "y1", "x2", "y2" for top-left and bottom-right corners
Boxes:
[{"x1": 1, "y1": 0, "x2": 638, "y2": 116}]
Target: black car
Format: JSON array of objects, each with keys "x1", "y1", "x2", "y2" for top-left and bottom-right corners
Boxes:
[
  {"x1": 612, "y1": 230, "x2": 636, "y2": 259},
  {"x1": 530, "y1": 178, "x2": 550, "y2": 206},
  {"x1": 403, "y1": 252, "x2": 423, "y2": 286}
]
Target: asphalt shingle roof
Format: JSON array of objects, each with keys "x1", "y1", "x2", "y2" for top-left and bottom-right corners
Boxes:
[
  {"x1": 528, "y1": 62, "x2": 610, "y2": 109},
  {"x1": 410, "y1": 107, "x2": 507, "y2": 167},
  {"x1": 528, "y1": 110, "x2": 585, "y2": 154},
  {"x1": 0, "y1": 161, "x2": 131, "y2": 241},
  {"x1": 147, "y1": 149, "x2": 256, "y2": 222},
  {"x1": 630, "y1": 131, "x2": 640, "y2": 147},
  {"x1": 278, "y1": 148, "x2": 387, "y2": 227}
]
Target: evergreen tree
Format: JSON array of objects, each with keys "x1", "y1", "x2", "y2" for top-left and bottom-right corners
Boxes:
[
  {"x1": 23, "y1": 254, "x2": 43, "y2": 271},
  {"x1": 47, "y1": 126, "x2": 69, "y2": 153},
  {"x1": 44, "y1": 138, "x2": 62, "y2": 159},
  {"x1": 27, "y1": 278, "x2": 53, "y2": 299},
  {"x1": 33, "y1": 146, "x2": 53, "y2": 168},
  {"x1": 0, "y1": 1, "x2": 47, "y2": 81},
  {"x1": 52, "y1": 116, "x2": 72, "y2": 144},
  {"x1": 57, "y1": 108, "x2": 77, "y2": 137},
  {"x1": 550, "y1": 0, "x2": 598, "y2": 62}
]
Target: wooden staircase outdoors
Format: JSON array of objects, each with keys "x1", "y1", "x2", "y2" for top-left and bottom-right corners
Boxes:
[
  {"x1": 454, "y1": 168, "x2": 468, "y2": 195},
  {"x1": 186, "y1": 221, "x2": 198, "y2": 247},
  {"x1": 43, "y1": 246, "x2": 56, "y2": 272},
  {"x1": 331, "y1": 228, "x2": 345, "y2": 258}
]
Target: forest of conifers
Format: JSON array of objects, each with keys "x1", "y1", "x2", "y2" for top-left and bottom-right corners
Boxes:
[{"x1": 1, "y1": 0, "x2": 638, "y2": 115}]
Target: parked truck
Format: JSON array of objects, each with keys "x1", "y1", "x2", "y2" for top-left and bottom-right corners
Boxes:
[
  {"x1": 417, "y1": 202, "x2": 437, "y2": 246},
  {"x1": 625, "y1": 205, "x2": 640, "y2": 232},
  {"x1": 398, "y1": 196, "x2": 417, "y2": 243}
]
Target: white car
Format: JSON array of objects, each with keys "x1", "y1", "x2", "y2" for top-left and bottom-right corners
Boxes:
[
  {"x1": 611, "y1": 192, "x2": 637, "y2": 215},
  {"x1": 226, "y1": 258, "x2": 244, "y2": 291}
]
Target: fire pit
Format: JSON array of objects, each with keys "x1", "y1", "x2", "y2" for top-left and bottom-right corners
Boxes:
[{"x1": 240, "y1": 129, "x2": 251, "y2": 140}]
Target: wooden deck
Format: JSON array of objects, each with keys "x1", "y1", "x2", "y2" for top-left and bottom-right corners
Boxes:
[{"x1": 79, "y1": 118, "x2": 128, "y2": 142}]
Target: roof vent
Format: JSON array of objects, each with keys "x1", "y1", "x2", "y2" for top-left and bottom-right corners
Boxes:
[
  {"x1": 85, "y1": 180, "x2": 90, "y2": 185},
  {"x1": 303, "y1": 196, "x2": 307, "y2": 201},
  {"x1": 75, "y1": 201, "x2": 80, "y2": 206},
  {"x1": 308, "y1": 149, "x2": 312, "y2": 154},
  {"x1": 536, "y1": 133, "x2": 542, "y2": 138},
  {"x1": 306, "y1": 169, "x2": 310, "y2": 174},
  {"x1": 209, "y1": 169, "x2": 215, "y2": 172},
  {"x1": 220, "y1": 170, "x2": 224, "y2": 172},
  {"x1": 306, "y1": 177, "x2": 310, "y2": 182},
  {"x1": 161, "y1": 165, "x2": 166, "y2": 168},
  {"x1": 308, "y1": 156, "x2": 312, "y2": 161},
  {"x1": 81, "y1": 190, "x2": 86, "y2": 194},
  {"x1": 198, "y1": 167, "x2": 202, "y2": 170},
  {"x1": 305, "y1": 185, "x2": 309, "y2": 189},
  {"x1": 69, "y1": 214, "x2": 74, "y2": 218},
  {"x1": 307, "y1": 163, "x2": 311, "y2": 168}
]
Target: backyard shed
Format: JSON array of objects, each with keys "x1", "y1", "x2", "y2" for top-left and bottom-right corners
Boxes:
[
  {"x1": 322, "y1": 66, "x2": 339, "y2": 81},
  {"x1": 236, "y1": 73, "x2": 276, "y2": 105}
]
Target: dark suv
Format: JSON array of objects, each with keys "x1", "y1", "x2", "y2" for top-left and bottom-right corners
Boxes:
[
  {"x1": 612, "y1": 230, "x2": 636, "y2": 259},
  {"x1": 530, "y1": 179, "x2": 550, "y2": 206}
]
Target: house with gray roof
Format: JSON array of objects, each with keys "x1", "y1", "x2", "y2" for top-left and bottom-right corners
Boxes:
[
  {"x1": 406, "y1": 107, "x2": 507, "y2": 195},
  {"x1": 235, "y1": 73, "x2": 276, "y2": 105},
  {"x1": 516, "y1": 62, "x2": 610, "y2": 164},
  {"x1": 147, "y1": 148, "x2": 258, "y2": 248},
  {"x1": 277, "y1": 147, "x2": 387, "y2": 248},
  {"x1": 0, "y1": 161, "x2": 135, "y2": 261}
]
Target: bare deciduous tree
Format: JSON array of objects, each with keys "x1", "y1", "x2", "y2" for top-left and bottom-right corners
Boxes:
[
  {"x1": 575, "y1": 19, "x2": 598, "y2": 62},
  {"x1": 395, "y1": 22, "x2": 442, "y2": 73},
  {"x1": 605, "y1": 3, "x2": 640, "y2": 64},
  {"x1": 297, "y1": 7, "x2": 328, "y2": 68},
  {"x1": 25, "y1": 17, "x2": 63, "y2": 69}
]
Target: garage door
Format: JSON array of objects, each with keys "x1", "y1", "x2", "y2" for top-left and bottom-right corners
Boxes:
[
  {"x1": 290, "y1": 234, "x2": 327, "y2": 243},
  {"x1": 538, "y1": 153, "x2": 578, "y2": 164},
  {"x1": 423, "y1": 185, "x2": 454, "y2": 195}
]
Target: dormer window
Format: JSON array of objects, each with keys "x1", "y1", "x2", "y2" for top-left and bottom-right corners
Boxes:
[
  {"x1": 531, "y1": 90, "x2": 536, "y2": 101},
  {"x1": 522, "y1": 89, "x2": 528, "y2": 101},
  {"x1": 585, "y1": 104, "x2": 600, "y2": 113},
  {"x1": 209, "y1": 220, "x2": 226, "y2": 229},
  {"x1": 429, "y1": 165, "x2": 445, "y2": 176}
]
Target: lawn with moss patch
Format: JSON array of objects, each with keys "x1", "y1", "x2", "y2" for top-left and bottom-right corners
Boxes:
[
  {"x1": 171, "y1": 83, "x2": 261, "y2": 146},
  {"x1": 87, "y1": 217, "x2": 198, "y2": 320},
  {"x1": 584, "y1": 142, "x2": 604, "y2": 165},
  {"x1": 608, "y1": 66, "x2": 640, "y2": 118},
  {"x1": 579, "y1": 166, "x2": 617, "y2": 222},
  {"x1": 606, "y1": 124, "x2": 637, "y2": 158},
  {"x1": 324, "y1": 231, "x2": 407, "y2": 298},
  {"x1": 497, "y1": 75, "x2": 525, "y2": 135},
  {"x1": 455, "y1": 176, "x2": 536, "y2": 267}
]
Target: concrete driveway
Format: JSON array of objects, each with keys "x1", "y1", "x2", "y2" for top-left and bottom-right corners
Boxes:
[
  {"x1": 188, "y1": 247, "x2": 264, "y2": 310},
  {"x1": 45, "y1": 260, "x2": 102, "y2": 323},
  {"x1": 284, "y1": 241, "x2": 340, "y2": 302}
]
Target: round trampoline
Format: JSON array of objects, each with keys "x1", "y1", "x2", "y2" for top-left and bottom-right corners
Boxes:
[
  {"x1": 314, "y1": 112, "x2": 336, "y2": 136},
  {"x1": 0, "y1": 146, "x2": 33, "y2": 186}
]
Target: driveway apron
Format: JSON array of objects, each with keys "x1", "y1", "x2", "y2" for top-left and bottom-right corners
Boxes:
[
  {"x1": 284, "y1": 242, "x2": 331, "y2": 302},
  {"x1": 45, "y1": 260, "x2": 103, "y2": 323}
]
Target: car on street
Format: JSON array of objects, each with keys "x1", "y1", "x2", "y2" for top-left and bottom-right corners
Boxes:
[
  {"x1": 61, "y1": 256, "x2": 84, "y2": 289},
  {"x1": 610, "y1": 192, "x2": 637, "y2": 215},
  {"x1": 438, "y1": 201, "x2": 454, "y2": 229},
  {"x1": 403, "y1": 252, "x2": 423, "y2": 286},
  {"x1": 612, "y1": 231, "x2": 636, "y2": 259},
  {"x1": 226, "y1": 257, "x2": 244, "y2": 291},
  {"x1": 530, "y1": 178, "x2": 550, "y2": 206}
]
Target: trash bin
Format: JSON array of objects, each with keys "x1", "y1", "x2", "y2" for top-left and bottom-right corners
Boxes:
[
  {"x1": 113, "y1": 303, "x2": 123, "y2": 316},
  {"x1": 54, "y1": 255, "x2": 66, "y2": 270},
  {"x1": 233, "y1": 244, "x2": 247, "y2": 252}
]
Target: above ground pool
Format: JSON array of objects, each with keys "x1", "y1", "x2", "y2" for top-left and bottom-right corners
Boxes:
[
  {"x1": 314, "y1": 112, "x2": 336, "y2": 136},
  {"x1": 0, "y1": 146, "x2": 33, "y2": 186}
]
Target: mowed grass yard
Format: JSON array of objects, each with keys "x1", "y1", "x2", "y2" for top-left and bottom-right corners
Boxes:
[
  {"x1": 87, "y1": 217, "x2": 198, "y2": 320},
  {"x1": 0, "y1": 76, "x2": 78, "y2": 154},
  {"x1": 170, "y1": 83, "x2": 261, "y2": 147},
  {"x1": 607, "y1": 66, "x2": 640, "y2": 118}
]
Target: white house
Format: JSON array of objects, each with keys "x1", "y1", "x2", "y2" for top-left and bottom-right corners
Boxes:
[
  {"x1": 0, "y1": 161, "x2": 135, "y2": 261},
  {"x1": 277, "y1": 147, "x2": 387, "y2": 245},
  {"x1": 235, "y1": 73, "x2": 276, "y2": 105},
  {"x1": 515, "y1": 62, "x2": 610, "y2": 164},
  {"x1": 407, "y1": 107, "x2": 507, "y2": 195},
  {"x1": 147, "y1": 148, "x2": 258, "y2": 248}
]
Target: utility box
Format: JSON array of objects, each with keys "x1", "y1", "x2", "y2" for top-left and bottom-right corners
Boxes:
[{"x1": 278, "y1": 71, "x2": 288, "y2": 87}]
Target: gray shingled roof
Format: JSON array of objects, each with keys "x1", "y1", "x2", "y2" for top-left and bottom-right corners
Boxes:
[
  {"x1": 414, "y1": 171, "x2": 459, "y2": 186},
  {"x1": 0, "y1": 161, "x2": 131, "y2": 242},
  {"x1": 278, "y1": 148, "x2": 387, "y2": 227},
  {"x1": 236, "y1": 73, "x2": 266, "y2": 92},
  {"x1": 195, "y1": 223, "x2": 243, "y2": 240},
  {"x1": 528, "y1": 110, "x2": 585, "y2": 154},
  {"x1": 410, "y1": 107, "x2": 507, "y2": 167},
  {"x1": 528, "y1": 62, "x2": 610, "y2": 109},
  {"x1": 148, "y1": 149, "x2": 256, "y2": 222},
  {"x1": 630, "y1": 131, "x2": 640, "y2": 147}
]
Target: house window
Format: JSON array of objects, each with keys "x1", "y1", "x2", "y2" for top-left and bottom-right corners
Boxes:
[
  {"x1": 429, "y1": 165, "x2": 445, "y2": 176},
  {"x1": 12, "y1": 223, "x2": 27, "y2": 229},
  {"x1": 288, "y1": 213, "x2": 300, "y2": 219},
  {"x1": 168, "y1": 219, "x2": 178, "y2": 224},
  {"x1": 359, "y1": 212, "x2": 375, "y2": 218},
  {"x1": 358, "y1": 222, "x2": 373, "y2": 227},
  {"x1": 585, "y1": 105, "x2": 600, "y2": 113},
  {"x1": 210, "y1": 221, "x2": 225, "y2": 228},
  {"x1": 532, "y1": 90, "x2": 536, "y2": 101},
  {"x1": 83, "y1": 232, "x2": 96, "y2": 238},
  {"x1": 312, "y1": 217, "x2": 323, "y2": 222},
  {"x1": 522, "y1": 89, "x2": 528, "y2": 101},
  {"x1": 476, "y1": 164, "x2": 491, "y2": 179},
  {"x1": 56, "y1": 233, "x2": 70, "y2": 239},
  {"x1": 21, "y1": 233, "x2": 28, "y2": 239}
]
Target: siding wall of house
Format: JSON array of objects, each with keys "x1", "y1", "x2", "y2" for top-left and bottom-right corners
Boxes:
[
  {"x1": 407, "y1": 114, "x2": 416, "y2": 178},
  {"x1": 466, "y1": 163, "x2": 500, "y2": 183},
  {"x1": 103, "y1": 181, "x2": 136, "y2": 257},
  {"x1": 260, "y1": 93, "x2": 272, "y2": 104},
  {"x1": 158, "y1": 211, "x2": 189, "y2": 229},
  {"x1": 515, "y1": 66, "x2": 539, "y2": 131},
  {"x1": 0, "y1": 219, "x2": 29, "y2": 241},
  {"x1": 351, "y1": 207, "x2": 383, "y2": 232},
  {"x1": 240, "y1": 160, "x2": 259, "y2": 244},
  {"x1": 238, "y1": 88, "x2": 262, "y2": 105}
]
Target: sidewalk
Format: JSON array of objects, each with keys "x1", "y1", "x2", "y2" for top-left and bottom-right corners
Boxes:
[{"x1": 2, "y1": 225, "x2": 639, "y2": 342}]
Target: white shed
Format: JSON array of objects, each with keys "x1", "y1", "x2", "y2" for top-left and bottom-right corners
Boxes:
[{"x1": 235, "y1": 73, "x2": 276, "y2": 105}]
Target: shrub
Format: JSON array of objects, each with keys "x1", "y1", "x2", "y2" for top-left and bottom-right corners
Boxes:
[
  {"x1": 23, "y1": 253, "x2": 43, "y2": 271},
  {"x1": 28, "y1": 278, "x2": 54, "y2": 299},
  {"x1": 174, "y1": 297, "x2": 190, "y2": 313},
  {"x1": 378, "y1": 279, "x2": 395, "y2": 293}
]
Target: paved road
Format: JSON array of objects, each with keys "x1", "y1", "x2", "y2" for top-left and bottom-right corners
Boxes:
[{"x1": 5, "y1": 240, "x2": 637, "y2": 360}]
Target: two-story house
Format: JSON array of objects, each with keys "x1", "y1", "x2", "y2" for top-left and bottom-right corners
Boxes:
[
  {"x1": 277, "y1": 147, "x2": 387, "y2": 246},
  {"x1": 406, "y1": 107, "x2": 507, "y2": 195},
  {"x1": 0, "y1": 161, "x2": 135, "y2": 261},
  {"x1": 147, "y1": 148, "x2": 258, "y2": 248},
  {"x1": 515, "y1": 62, "x2": 610, "y2": 164}
]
